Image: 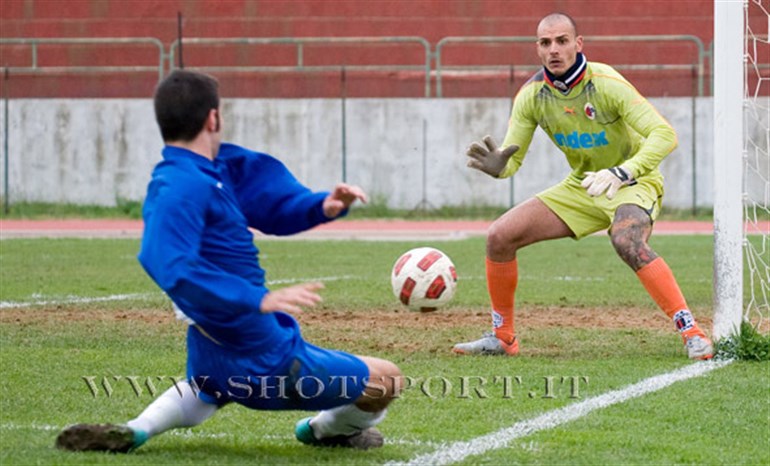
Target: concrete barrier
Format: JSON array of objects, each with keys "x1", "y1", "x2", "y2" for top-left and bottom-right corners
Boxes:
[{"x1": 0, "y1": 97, "x2": 765, "y2": 209}]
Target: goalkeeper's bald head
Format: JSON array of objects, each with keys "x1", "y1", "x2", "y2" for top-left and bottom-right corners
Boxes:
[{"x1": 537, "y1": 12, "x2": 578, "y2": 37}]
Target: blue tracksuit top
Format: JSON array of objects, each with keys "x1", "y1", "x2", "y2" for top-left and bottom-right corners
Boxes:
[{"x1": 138, "y1": 143, "x2": 335, "y2": 352}]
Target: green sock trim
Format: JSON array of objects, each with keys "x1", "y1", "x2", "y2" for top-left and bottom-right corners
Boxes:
[{"x1": 132, "y1": 429, "x2": 149, "y2": 448}]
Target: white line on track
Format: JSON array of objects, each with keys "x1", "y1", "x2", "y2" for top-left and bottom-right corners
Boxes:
[{"x1": 388, "y1": 359, "x2": 733, "y2": 466}]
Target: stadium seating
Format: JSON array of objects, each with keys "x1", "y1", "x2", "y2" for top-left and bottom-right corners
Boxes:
[{"x1": 0, "y1": 0, "x2": 717, "y2": 97}]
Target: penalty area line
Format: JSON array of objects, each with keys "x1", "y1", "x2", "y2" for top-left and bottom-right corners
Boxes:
[
  {"x1": 388, "y1": 359, "x2": 732, "y2": 466},
  {"x1": 0, "y1": 276, "x2": 357, "y2": 309},
  {"x1": 0, "y1": 293, "x2": 158, "y2": 309}
]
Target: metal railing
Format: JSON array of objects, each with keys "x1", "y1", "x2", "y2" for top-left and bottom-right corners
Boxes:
[
  {"x1": 0, "y1": 35, "x2": 719, "y2": 98},
  {"x1": 0, "y1": 37, "x2": 166, "y2": 81},
  {"x1": 435, "y1": 35, "x2": 708, "y2": 97},
  {"x1": 168, "y1": 36, "x2": 433, "y2": 97}
]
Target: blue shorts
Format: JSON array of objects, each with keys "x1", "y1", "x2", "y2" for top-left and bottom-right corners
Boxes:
[{"x1": 185, "y1": 313, "x2": 370, "y2": 411}]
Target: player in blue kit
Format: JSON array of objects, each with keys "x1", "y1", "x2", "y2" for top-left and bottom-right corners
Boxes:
[{"x1": 56, "y1": 69, "x2": 402, "y2": 453}]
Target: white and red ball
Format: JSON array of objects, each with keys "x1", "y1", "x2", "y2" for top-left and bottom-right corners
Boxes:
[{"x1": 391, "y1": 247, "x2": 458, "y2": 312}]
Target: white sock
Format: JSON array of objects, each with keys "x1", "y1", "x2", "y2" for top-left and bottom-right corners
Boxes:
[
  {"x1": 309, "y1": 405, "x2": 386, "y2": 439},
  {"x1": 126, "y1": 380, "x2": 218, "y2": 437}
]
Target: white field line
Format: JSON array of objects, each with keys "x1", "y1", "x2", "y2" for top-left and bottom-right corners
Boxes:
[
  {"x1": 0, "y1": 292, "x2": 157, "y2": 309},
  {"x1": 389, "y1": 359, "x2": 733, "y2": 466},
  {"x1": 266, "y1": 275, "x2": 356, "y2": 285},
  {"x1": 0, "y1": 276, "x2": 357, "y2": 309},
  {"x1": 0, "y1": 358, "x2": 732, "y2": 455},
  {"x1": 0, "y1": 275, "x2": 617, "y2": 310},
  {"x1": 0, "y1": 275, "x2": 619, "y2": 309}
]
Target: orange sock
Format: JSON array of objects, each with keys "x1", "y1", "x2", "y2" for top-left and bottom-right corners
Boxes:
[
  {"x1": 486, "y1": 257, "x2": 518, "y2": 344},
  {"x1": 636, "y1": 258, "x2": 704, "y2": 338}
]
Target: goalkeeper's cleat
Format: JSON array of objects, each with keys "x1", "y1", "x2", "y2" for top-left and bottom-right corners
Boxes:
[
  {"x1": 294, "y1": 417, "x2": 383, "y2": 450},
  {"x1": 684, "y1": 334, "x2": 714, "y2": 360},
  {"x1": 55, "y1": 423, "x2": 147, "y2": 453},
  {"x1": 452, "y1": 331, "x2": 519, "y2": 356}
]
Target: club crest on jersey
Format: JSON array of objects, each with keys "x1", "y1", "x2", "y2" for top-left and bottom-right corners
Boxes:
[{"x1": 584, "y1": 103, "x2": 596, "y2": 120}]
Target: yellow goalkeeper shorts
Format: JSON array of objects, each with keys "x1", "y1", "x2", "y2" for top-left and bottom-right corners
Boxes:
[{"x1": 536, "y1": 174, "x2": 664, "y2": 240}]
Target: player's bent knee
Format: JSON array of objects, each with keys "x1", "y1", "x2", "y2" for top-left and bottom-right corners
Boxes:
[
  {"x1": 366, "y1": 358, "x2": 403, "y2": 397},
  {"x1": 609, "y1": 229, "x2": 656, "y2": 271},
  {"x1": 354, "y1": 356, "x2": 402, "y2": 412},
  {"x1": 609, "y1": 232, "x2": 631, "y2": 253},
  {"x1": 486, "y1": 222, "x2": 518, "y2": 258}
]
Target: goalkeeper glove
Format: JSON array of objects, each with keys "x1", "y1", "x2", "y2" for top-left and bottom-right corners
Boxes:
[
  {"x1": 466, "y1": 135, "x2": 519, "y2": 178},
  {"x1": 581, "y1": 166, "x2": 636, "y2": 199}
]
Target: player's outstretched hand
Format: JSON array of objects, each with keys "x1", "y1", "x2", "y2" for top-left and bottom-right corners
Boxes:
[
  {"x1": 260, "y1": 282, "x2": 324, "y2": 315},
  {"x1": 581, "y1": 166, "x2": 636, "y2": 199},
  {"x1": 466, "y1": 135, "x2": 519, "y2": 178},
  {"x1": 323, "y1": 183, "x2": 368, "y2": 218}
]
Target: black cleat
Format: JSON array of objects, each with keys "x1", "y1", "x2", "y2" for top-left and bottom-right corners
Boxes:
[{"x1": 55, "y1": 423, "x2": 143, "y2": 453}]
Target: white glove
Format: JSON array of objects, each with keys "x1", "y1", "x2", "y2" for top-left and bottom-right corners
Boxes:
[
  {"x1": 466, "y1": 135, "x2": 519, "y2": 178},
  {"x1": 581, "y1": 166, "x2": 636, "y2": 199}
]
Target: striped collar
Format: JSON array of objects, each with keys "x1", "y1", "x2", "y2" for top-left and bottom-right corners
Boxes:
[{"x1": 543, "y1": 53, "x2": 587, "y2": 95}]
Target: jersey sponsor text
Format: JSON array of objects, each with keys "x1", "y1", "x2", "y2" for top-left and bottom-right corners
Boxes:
[{"x1": 553, "y1": 130, "x2": 609, "y2": 149}]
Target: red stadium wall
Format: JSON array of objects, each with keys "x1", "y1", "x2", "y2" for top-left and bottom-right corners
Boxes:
[{"x1": 0, "y1": 0, "x2": 733, "y2": 98}]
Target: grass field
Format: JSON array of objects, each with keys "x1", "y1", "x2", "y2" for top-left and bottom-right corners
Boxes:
[{"x1": 0, "y1": 235, "x2": 768, "y2": 465}]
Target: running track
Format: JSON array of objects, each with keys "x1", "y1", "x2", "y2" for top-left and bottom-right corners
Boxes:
[{"x1": 1, "y1": 219, "x2": 758, "y2": 240}]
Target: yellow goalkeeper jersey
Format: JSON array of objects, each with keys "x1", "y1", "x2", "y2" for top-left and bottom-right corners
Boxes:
[{"x1": 500, "y1": 61, "x2": 678, "y2": 181}]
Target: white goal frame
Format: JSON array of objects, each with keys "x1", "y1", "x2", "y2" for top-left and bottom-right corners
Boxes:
[
  {"x1": 713, "y1": 0, "x2": 770, "y2": 340},
  {"x1": 712, "y1": 0, "x2": 745, "y2": 340}
]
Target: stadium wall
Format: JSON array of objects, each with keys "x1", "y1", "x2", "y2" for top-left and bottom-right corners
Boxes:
[{"x1": 3, "y1": 96, "x2": 762, "y2": 211}]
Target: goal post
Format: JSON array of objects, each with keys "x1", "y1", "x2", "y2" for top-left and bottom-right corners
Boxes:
[
  {"x1": 712, "y1": 0, "x2": 745, "y2": 340},
  {"x1": 713, "y1": 0, "x2": 770, "y2": 341}
]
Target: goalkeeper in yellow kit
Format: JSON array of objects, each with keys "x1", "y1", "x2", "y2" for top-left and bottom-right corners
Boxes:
[{"x1": 453, "y1": 12, "x2": 713, "y2": 360}]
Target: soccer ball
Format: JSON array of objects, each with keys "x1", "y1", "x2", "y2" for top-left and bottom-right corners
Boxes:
[{"x1": 391, "y1": 247, "x2": 458, "y2": 312}]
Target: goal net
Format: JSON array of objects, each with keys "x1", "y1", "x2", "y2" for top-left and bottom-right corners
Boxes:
[{"x1": 713, "y1": 0, "x2": 770, "y2": 340}]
